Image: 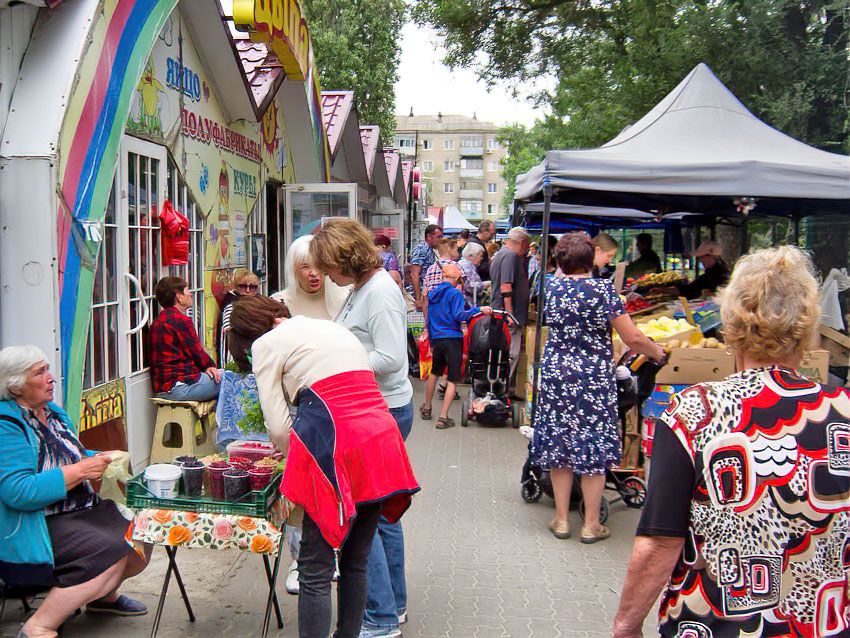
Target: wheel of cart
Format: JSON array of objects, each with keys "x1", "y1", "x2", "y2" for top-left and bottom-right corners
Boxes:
[
  {"x1": 620, "y1": 476, "x2": 648, "y2": 508},
  {"x1": 521, "y1": 478, "x2": 542, "y2": 503},
  {"x1": 511, "y1": 400, "x2": 523, "y2": 428},
  {"x1": 578, "y1": 495, "x2": 610, "y2": 526},
  {"x1": 461, "y1": 393, "x2": 470, "y2": 427}
]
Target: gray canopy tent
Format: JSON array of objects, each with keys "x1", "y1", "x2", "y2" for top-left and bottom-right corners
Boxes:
[{"x1": 514, "y1": 62, "x2": 850, "y2": 426}]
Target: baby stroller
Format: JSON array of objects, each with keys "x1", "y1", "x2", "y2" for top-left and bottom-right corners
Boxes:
[
  {"x1": 460, "y1": 309, "x2": 522, "y2": 427},
  {"x1": 520, "y1": 351, "x2": 665, "y2": 523}
]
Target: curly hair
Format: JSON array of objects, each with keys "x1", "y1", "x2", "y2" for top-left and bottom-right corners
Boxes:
[
  {"x1": 310, "y1": 218, "x2": 383, "y2": 282},
  {"x1": 717, "y1": 246, "x2": 820, "y2": 364},
  {"x1": 554, "y1": 232, "x2": 594, "y2": 275},
  {"x1": 228, "y1": 295, "x2": 290, "y2": 372}
]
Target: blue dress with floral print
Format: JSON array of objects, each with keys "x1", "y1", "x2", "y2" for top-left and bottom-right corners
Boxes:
[{"x1": 531, "y1": 277, "x2": 625, "y2": 475}]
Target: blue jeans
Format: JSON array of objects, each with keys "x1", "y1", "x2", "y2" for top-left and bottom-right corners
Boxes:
[
  {"x1": 362, "y1": 400, "x2": 413, "y2": 630},
  {"x1": 157, "y1": 372, "x2": 220, "y2": 401}
]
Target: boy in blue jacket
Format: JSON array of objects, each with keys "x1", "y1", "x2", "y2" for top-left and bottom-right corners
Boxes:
[{"x1": 421, "y1": 263, "x2": 491, "y2": 429}]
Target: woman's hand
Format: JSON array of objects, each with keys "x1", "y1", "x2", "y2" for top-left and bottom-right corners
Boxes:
[{"x1": 62, "y1": 453, "x2": 112, "y2": 490}]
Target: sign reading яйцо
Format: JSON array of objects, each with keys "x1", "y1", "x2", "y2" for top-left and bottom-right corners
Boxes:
[{"x1": 233, "y1": 0, "x2": 313, "y2": 82}]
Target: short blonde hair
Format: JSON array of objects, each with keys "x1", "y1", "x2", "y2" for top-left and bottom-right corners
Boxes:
[
  {"x1": 311, "y1": 218, "x2": 383, "y2": 282},
  {"x1": 233, "y1": 269, "x2": 259, "y2": 287},
  {"x1": 718, "y1": 246, "x2": 820, "y2": 364},
  {"x1": 436, "y1": 238, "x2": 457, "y2": 258}
]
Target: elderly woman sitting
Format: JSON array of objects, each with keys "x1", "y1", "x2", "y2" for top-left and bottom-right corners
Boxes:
[
  {"x1": 614, "y1": 246, "x2": 850, "y2": 638},
  {"x1": 457, "y1": 242, "x2": 490, "y2": 306},
  {"x1": 0, "y1": 346, "x2": 150, "y2": 638}
]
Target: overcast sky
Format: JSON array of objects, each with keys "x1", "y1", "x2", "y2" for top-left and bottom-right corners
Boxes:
[{"x1": 394, "y1": 22, "x2": 547, "y2": 128}]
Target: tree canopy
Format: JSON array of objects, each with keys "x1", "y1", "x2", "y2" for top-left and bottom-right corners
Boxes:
[
  {"x1": 412, "y1": 0, "x2": 850, "y2": 206},
  {"x1": 304, "y1": 0, "x2": 406, "y2": 138}
]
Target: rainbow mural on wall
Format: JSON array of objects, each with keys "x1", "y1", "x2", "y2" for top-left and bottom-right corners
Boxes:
[{"x1": 56, "y1": 0, "x2": 177, "y2": 423}]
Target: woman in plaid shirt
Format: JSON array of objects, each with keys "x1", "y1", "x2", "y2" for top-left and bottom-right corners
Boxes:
[{"x1": 149, "y1": 276, "x2": 221, "y2": 401}]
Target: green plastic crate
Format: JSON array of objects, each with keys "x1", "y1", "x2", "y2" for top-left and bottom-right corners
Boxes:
[{"x1": 126, "y1": 470, "x2": 281, "y2": 517}]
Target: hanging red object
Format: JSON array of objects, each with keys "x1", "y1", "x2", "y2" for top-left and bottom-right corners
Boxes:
[{"x1": 159, "y1": 199, "x2": 190, "y2": 266}]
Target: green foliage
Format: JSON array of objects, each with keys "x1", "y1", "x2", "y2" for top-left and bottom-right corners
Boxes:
[
  {"x1": 414, "y1": 0, "x2": 850, "y2": 203},
  {"x1": 304, "y1": 0, "x2": 406, "y2": 138},
  {"x1": 236, "y1": 386, "x2": 266, "y2": 435}
]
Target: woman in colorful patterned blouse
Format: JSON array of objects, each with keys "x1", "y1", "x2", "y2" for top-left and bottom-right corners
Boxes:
[{"x1": 614, "y1": 246, "x2": 850, "y2": 638}]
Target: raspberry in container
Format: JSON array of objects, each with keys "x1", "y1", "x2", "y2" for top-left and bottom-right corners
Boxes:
[{"x1": 226, "y1": 440, "x2": 276, "y2": 463}]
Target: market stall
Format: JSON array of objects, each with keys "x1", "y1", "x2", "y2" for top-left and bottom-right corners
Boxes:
[
  {"x1": 515, "y1": 62, "x2": 850, "y2": 477},
  {"x1": 127, "y1": 442, "x2": 293, "y2": 637}
]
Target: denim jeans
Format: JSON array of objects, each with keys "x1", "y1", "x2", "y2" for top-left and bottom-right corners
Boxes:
[
  {"x1": 362, "y1": 400, "x2": 413, "y2": 630},
  {"x1": 157, "y1": 372, "x2": 220, "y2": 401},
  {"x1": 298, "y1": 503, "x2": 381, "y2": 638}
]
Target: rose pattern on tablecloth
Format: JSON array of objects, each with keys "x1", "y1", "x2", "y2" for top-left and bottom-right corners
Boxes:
[{"x1": 131, "y1": 498, "x2": 293, "y2": 554}]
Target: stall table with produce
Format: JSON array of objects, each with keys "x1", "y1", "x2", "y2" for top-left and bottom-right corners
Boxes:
[{"x1": 128, "y1": 441, "x2": 293, "y2": 638}]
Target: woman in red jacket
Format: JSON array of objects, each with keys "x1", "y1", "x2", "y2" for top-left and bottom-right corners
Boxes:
[{"x1": 227, "y1": 295, "x2": 419, "y2": 638}]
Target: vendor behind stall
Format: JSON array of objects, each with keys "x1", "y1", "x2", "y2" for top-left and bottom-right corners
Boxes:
[
  {"x1": 624, "y1": 233, "x2": 661, "y2": 280},
  {"x1": 678, "y1": 240, "x2": 729, "y2": 299}
]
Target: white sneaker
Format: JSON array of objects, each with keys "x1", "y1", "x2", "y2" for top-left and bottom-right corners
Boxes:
[
  {"x1": 285, "y1": 560, "x2": 299, "y2": 595},
  {"x1": 358, "y1": 627, "x2": 402, "y2": 638},
  {"x1": 397, "y1": 610, "x2": 407, "y2": 624}
]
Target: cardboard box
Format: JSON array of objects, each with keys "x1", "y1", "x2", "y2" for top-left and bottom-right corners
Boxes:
[
  {"x1": 655, "y1": 348, "x2": 736, "y2": 385},
  {"x1": 799, "y1": 350, "x2": 829, "y2": 384}
]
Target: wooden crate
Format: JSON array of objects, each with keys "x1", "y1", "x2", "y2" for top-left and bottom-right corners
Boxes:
[{"x1": 819, "y1": 325, "x2": 850, "y2": 367}]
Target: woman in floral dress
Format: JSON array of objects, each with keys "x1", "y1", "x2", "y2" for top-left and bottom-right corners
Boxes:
[{"x1": 532, "y1": 233, "x2": 664, "y2": 543}]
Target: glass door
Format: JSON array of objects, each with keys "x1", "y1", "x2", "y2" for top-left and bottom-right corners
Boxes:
[
  {"x1": 284, "y1": 183, "x2": 358, "y2": 243},
  {"x1": 82, "y1": 137, "x2": 167, "y2": 468}
]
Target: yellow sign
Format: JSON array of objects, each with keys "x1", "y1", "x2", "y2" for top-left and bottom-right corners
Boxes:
[
  {"x1": 234, "y1": 0, "x2": 312, "y2": 81},
  {"x1": 80, "y1": 379, "x2": 126, "y2": 433}
]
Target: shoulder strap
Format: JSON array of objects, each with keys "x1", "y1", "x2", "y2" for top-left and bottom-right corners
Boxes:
[{"x1": 0, "y1": 413, "x2": 28, "y2": 437}]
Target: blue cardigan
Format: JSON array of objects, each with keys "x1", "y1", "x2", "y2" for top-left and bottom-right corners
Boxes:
[{"x1": 0, "y1": 399, "x2": 73, "y2": 581}]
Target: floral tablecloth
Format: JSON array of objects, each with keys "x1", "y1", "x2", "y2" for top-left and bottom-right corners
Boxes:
[{"x1": 132, "y1": 498, "x2": 293, "y2": 555}]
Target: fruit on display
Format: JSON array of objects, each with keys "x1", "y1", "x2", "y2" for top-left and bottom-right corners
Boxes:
[
  {"x1": 625, "y1": 297, "x2": 652, "y2": 313},
  {"x1": 677, "y1": 337, "x2": 723, "y2": 349},
  {"x1": 635, "y1": 271, "x2": 686, "y2": 287},
  {"x1": 635, "y1": 316, "x2": 694, "y2": 340}
]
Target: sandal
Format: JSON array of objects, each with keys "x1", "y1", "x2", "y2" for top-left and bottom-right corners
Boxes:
[
  {"x1": 580, "y1": 524, "x2": 611, "y2": 544},
  {"x1": 548, "y1": 519, "x2": 570, "y2": 540},
  {"x1": 435, "y1": 416, "x2": 456, "y2": 429},
  {"x1": 419, "y1": 404, "x2": 432, "y2": 420}
]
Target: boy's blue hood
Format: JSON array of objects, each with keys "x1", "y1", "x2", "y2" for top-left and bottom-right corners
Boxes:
[{"x1": 427, "y1": 281, "x2": 454, "y2": 303}]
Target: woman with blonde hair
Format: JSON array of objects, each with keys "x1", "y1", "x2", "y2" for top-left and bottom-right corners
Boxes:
[
  {"x1": 271, "y1": 235, "x2": 349, "y2": 320},
  {"x1": 614, "y1": 246, "x2": 849, "y2": 638},
  {"x1": 217, "y1": 269, "x2": 260, "y2": 365},
  {"x1": 311, "y1": 218, "x2": 413, "y2": 638},
  {"x1": 591, "y1": 232, "x2": 619, "y2": 278}
]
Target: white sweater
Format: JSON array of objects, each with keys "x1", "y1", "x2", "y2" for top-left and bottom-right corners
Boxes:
[
  {"x1": 336, "y1": 269, "x2": 413, "y2": 409},
  {"x1": 252, "y1": 316, "x2": 372, "y2": 453}
]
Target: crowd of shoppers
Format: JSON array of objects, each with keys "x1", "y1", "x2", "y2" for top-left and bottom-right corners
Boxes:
[{"x1": 6, "y1": 209, "x2": 845, "y2": 638}]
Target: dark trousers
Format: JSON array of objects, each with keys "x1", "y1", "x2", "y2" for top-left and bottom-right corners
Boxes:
[{"x1": 298, "y1": 502, "x2": 383, "y2": 638}]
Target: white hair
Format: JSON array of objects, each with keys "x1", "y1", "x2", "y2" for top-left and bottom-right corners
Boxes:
[
  {"x1": 0, "y1": 345, "x2": 49, "y2": 400},
  {"x1": 507, "y1": 227, "x2": 530, "y2": 243},
  {"x1": 462, "y1": 242, "x2": 485, "y2": 259},
  {"x1": 283, "y1": 235, "x2": 315, "y2": 290}
]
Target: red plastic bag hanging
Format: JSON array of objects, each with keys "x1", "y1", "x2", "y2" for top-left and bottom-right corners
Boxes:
[
  {"x1": 418, "y1": 333, "x2": 432, "y2": 380},
  {"x1": 159, "y1": 199, "x2": 190, "y2": 266}
]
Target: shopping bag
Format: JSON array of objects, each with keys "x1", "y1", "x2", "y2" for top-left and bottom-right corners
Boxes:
[
  {"x1": 98, "y1": 450, "x2": 132, "y2": 505},
  {"x1": 418, "y1": 332, "x2": 432, "y2": 379}
]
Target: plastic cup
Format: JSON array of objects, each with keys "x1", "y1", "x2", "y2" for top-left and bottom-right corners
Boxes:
[
  {"x1": 208, "y1": 461, "x2": 231, "y2": 501},
  {"x1": 181, "y1": 462, "x2": 205, "y2": 498},
  {"x1": 173, "y1": 455, "x2": 195, "y2": 467},
  {"x1": 223, "y1": 469, "x2": 251, "y2": 502},
  {"x1": 249, "y1": 466, "x2": 274, "y2": 491},
  {"x1": 144, "y1": 463, "x2": 182, "y2": 499}
]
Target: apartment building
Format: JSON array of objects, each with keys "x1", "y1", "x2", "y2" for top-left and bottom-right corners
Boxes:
[{"x1": 394, "y1": 113, "x2": 508, "y2": 222}]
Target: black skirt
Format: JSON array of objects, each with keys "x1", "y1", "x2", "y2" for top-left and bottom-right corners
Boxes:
[{"x1": 46, "y1": 499, "x2": 134, "y2": 587}]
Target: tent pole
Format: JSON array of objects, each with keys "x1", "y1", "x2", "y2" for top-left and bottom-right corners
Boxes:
[
  {"x1": 792, "y1": 215, "x2": 800, "y2": 245},
  {"x1": 530, "y1": 184, "x2": 552, "y2": 428}
]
